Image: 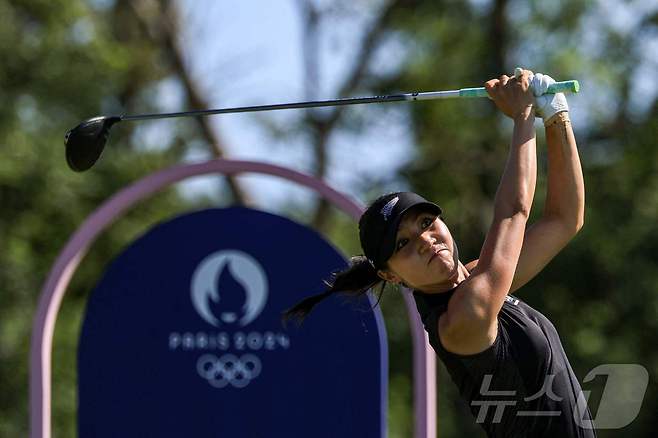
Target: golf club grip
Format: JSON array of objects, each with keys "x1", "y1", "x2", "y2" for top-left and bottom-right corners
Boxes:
[{"x1": 459, "y1": 80, "x2": 580, "y2": 98}]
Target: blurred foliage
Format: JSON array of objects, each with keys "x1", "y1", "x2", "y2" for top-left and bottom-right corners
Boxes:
[
  {"x1": 1, "y1": 0, "x2": 657, "y2": 437},
  {"x1": 0, "y1": 0, "x2": 208, "y2": 436},
  {"x1": 364, "y1": 0, "x2": 658, "y2": 436}
]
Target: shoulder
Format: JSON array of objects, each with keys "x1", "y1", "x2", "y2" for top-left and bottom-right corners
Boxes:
[
  {"x1": 436, "y1": 271, "x2": 499, "y2": 356},
  {"x1": 464, "y1": 259, "x2": 479, "y2": 271},
  {"x1": 435, "y1": 258, "x2": 509, "y2": 352}
]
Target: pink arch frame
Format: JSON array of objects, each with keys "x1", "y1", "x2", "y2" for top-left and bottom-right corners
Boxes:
[{"x1": 30, "y1": 158, "x2": 436, "y2": 438}]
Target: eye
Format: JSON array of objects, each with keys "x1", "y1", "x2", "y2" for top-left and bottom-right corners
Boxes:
[
  {"x1": 421, "y1": 216, "x2": 434, "y2": 228},
  {"x1": 396, "y1": 238, "x2": 409, "y2": 251}
]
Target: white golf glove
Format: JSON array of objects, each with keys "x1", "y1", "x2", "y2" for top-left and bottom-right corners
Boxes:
[{"x1": 530, "y1": 72, "x2": 569, "y2": 124}]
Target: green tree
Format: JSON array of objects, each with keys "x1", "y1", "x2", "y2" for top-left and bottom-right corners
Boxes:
[
  {"x1": 0, "y1": 1, "x2": 207, "y2": 435},
  {"x1": 365, "y1": 1, "x2": 658, "y2": 436},
  {"x1": 3, "y1": 0, "x2": 657, "y2": 436}
]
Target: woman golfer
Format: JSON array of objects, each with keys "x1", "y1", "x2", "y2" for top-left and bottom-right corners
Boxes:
[{"x1": 285, "y1": 69, "x2": 593, "y2": 437}]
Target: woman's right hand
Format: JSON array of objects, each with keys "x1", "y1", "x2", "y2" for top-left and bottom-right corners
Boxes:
[{"x1": 485, "y1": 70, "x2": 535, "y2": 121}]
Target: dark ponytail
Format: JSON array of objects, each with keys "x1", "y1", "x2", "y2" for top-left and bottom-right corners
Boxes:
[{"x1": 281, "y1": 255, "x2": 386, "y2": 325}]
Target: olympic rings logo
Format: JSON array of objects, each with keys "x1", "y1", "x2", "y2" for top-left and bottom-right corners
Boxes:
[{"x1": 196, "y1": 354, "x2": 262, "y2": 388}]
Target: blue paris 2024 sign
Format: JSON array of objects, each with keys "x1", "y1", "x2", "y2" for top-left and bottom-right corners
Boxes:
[{"x1": 78, "y1": 207, "x2": 387, "y2": 437}]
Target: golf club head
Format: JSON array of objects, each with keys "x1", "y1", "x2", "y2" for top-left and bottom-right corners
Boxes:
[{"x1": 65, "y1": 116, "x2": 121, "y2": 172}]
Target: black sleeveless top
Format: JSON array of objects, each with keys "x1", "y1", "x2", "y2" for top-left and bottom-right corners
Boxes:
[{"x1": 413, "y1": 288, "x2": 597, "y2": 437}]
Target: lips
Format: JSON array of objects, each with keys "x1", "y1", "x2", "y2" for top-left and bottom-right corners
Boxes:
[{"x1": 427, "y1": 246, "x2": 447, "y2": 265}]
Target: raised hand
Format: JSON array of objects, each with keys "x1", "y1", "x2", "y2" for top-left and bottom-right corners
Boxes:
[
  {"x1": 530, "y1": 72, "x2": 569, "y2": 124},
  {"x1": 484, "y1": 69, "x2": 535, "y2": 121}
]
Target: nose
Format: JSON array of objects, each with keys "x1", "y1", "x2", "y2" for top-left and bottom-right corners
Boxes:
[{"x1": 418, "y1": 232, "x2": 435, "y2": 253}]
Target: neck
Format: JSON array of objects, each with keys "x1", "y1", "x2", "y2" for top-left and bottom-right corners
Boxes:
[{"x1": 417, "y1": 261, "x2": 470, "y2": 294}]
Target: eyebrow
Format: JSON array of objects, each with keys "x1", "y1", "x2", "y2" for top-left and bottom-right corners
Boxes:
[{"x1": 397, "y1": 210, "x2": 428, "y2": 237}]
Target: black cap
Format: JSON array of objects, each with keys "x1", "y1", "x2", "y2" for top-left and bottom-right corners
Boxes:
[{"x1": 359, "y1": 192, "x2": 441, "y2": 270}]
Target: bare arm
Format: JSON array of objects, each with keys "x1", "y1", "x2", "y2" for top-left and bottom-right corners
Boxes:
[
  {"x1": 465, "y1": 112, "x2": 585, "y2": 294},
  {"x1": 441, "y1": 73, "x2": 537, "y2": 346},
  {"x1": 541, "y1": 114, "x2": 584, "y2": 229},
  {"x1": 508, "y1": 113, "x2": 584, "y2": 292}
]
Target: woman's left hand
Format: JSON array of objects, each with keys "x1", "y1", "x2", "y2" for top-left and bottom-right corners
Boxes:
[{"x1": 485, "y1": 69, "x2": 535, "y2": 121}]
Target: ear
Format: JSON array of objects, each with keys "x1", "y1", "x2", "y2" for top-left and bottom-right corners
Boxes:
[{"x1": 377, "y1": 269, "x2": 401, "y2": 284}]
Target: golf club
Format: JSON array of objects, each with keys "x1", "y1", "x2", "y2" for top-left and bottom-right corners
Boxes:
[{"x1": 65, "y1": 80, "x2": 579, "y2": 172}]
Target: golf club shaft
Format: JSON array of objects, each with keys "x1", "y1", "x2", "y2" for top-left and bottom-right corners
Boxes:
[{"x1": 121, "y1": 80, "x2": 579, "y2": 122}]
